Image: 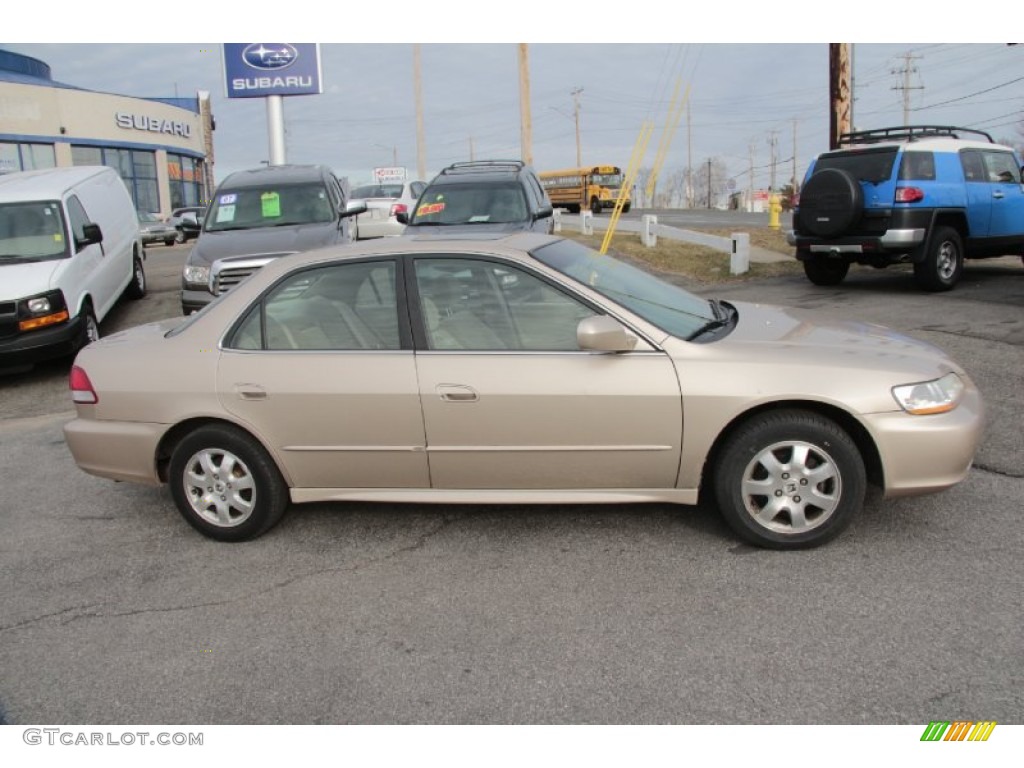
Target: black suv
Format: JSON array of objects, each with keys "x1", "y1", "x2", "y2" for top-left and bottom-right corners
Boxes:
[
  {"x1": 181, "y1": 165, "x2": 365, "y2": 313},
  {"x1": 789, "y1": 126, "x2": 1024, "y2": 291},
  {"x1": 399, "y1": 160, "x2": 554, "y2": 235}
]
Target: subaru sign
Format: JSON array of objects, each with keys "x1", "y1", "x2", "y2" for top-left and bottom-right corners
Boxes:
[{"x1": 223, "y1": 43, "x2": 322, "y2": 99}]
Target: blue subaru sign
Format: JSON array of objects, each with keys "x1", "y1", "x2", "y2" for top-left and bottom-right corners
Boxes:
[{"x1": 223, "y1": 43, "x2": 322, "y2": 99}]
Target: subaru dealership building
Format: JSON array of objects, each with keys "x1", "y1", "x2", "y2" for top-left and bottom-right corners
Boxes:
[{"x1": 0, "y1": 48, "x2": 214, "y2": 216}]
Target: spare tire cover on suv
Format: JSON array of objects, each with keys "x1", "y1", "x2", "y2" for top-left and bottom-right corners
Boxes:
[{"x1": 797, "y1": 168, "x2": 863, "y2": 238}]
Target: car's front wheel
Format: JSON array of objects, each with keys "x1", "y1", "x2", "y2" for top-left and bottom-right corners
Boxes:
[
  {"x1": 713, "y1": 410, "x2": 865, "y2": 549},
  {"x1": 803, "y1": 255, "x2": 850, "y2": 286},
  {"x1": 124, "y1": 255, "x2": 146, "y2": 299},
  {"x1": 915, "y1": 226, "x2": 963, "y2": 291},
  {"x1": 174, "y1": 229, "x2": 185, "y2": 244},
  {"x1": 590, "y1": 197, "x2": 602, "y2": 216},
  {"x1": 169, "y1": 424, "x2": 289, "y2": 542}
]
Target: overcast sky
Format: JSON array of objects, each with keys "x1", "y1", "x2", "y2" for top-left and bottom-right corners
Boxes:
[{"x1": 6, "y1": 7, "x2": 1022, "y2": 191}]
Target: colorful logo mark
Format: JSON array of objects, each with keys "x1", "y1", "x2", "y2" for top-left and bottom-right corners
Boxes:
[{"x1": 921, "y1": 721, "x2": 997, "y2": 742}]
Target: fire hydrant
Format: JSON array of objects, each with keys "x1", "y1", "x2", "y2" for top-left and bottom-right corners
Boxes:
[{"x1": 768, "y1": 191, "x2": 782, "y2": 230}]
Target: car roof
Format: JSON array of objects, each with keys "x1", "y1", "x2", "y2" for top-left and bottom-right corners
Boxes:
[
  {"x1": 0, "y1": 165, "x2": 114, "y2": 202},
  {"x1": 217, "y1": 164, "x2": 330, "y2": 189},
  {"x1": 253, "y1": 231, "x2": 563, "y2": 279}
]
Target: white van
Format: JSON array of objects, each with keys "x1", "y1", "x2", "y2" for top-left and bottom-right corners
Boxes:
[{"x1": 0, "y1": 166, "x2": 145, "y2": 368}]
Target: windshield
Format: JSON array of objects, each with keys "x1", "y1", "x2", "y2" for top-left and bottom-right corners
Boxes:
[
  {"x1": 205, "y1": 182, "x2": 335, "y2": 232},
  {"x1": 531, "y1": 238, "x2": 716, "y2": 340},
  {"x1": 591, "y1": 173, "x2": 623, "y2": 187},
  {"x1": 411, "y1": 182, "x2": 528, "y2": 225},
  {"x1": 351, "y1": 184, "x2": 404, "y2": 199},
  {"x1": 0, "y1": 201, "x2": 69, "y2": 262}
]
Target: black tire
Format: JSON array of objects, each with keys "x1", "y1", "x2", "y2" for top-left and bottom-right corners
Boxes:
[
  {"x1": 568, "y1": 204, "x2": 580, "y2": 214},
  {"x1": 713, "y1": 409, "x2": 865, "y2": 549},
  {"x1": 124, "y1": 255, "x2": 146, "y2": 300},
  {"x1": 164, "y1": 236, "x2": 175, "y2": 246},
  {"x1": 622, "y1": 203, "x2": 631, "y2": 214},
  {"x1": 590, "y1": 197, "x2": 602, "y2": 216},
  {"x1": 174, "y1": 229, "x2": 185, "y2": 244},
  {"x1": 168, "y1": 424, "x2": 289, "y2": 542},
  {"x1": 803, "y1": 256, "x2": 850, "y2": 286},
  {"x1": 914, "y1": 226, "x2": 963, "y2": 292},
  {"x1": 797, "y1": 168, "x2": 863, "y2": 237}
]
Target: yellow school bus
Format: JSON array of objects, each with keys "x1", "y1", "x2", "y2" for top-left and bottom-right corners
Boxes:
[{"x1": 538, "y1": 165, "x2": 631, "y2": 215}]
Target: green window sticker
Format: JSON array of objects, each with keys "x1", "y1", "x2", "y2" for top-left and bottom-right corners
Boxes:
[{"x1": 261, "y1": 192, "x2": 281, "y2": 218}]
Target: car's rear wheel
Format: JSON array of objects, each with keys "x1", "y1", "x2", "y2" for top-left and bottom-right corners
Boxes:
[
  {"x1": 713, "y1": 409, "x2": 865, "y2": 549},
  {"x1": 914, "y1": 226, "x2": 963, "y2": 291},
  {"x1": 803, "y1": 255, "x2": 850, "y2": 286},
  {"x1": 124, "y1": 255, "x2": 146, "y2": 300},
  {"x1": 168, "y1": 424, "x2": 288, "y2": 542}
]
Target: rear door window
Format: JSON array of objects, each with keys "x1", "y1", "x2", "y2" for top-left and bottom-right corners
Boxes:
[{"x1": 814, "y1": 148, "x2": 898, "y2": 183}]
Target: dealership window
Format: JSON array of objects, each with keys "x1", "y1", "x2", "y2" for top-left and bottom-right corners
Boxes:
[
  {"x1": 0, "y1": 142, "x2": 56, "y2": 174},
  {"x1": 71, "y1": 145, "x2": 160, "y2": 212},
  {"x1": 168, "y1": 153, "x2": 205, "y2": 209}
]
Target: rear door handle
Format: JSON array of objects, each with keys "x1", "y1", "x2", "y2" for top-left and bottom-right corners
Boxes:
[
  {"x1": 436, "y1": 384, "x2": 478, "y2": 403},
  {"x1": 234, "y1": 384, "x2": 267, "y2": 400},
  {"x1": 992, "y1": 191, "x2": 1005, "y2": 199}
]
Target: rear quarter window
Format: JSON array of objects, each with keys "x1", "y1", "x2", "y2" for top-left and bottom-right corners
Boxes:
[{"x1": 898, "y1": 152, "x2": 936, "y2": 181}]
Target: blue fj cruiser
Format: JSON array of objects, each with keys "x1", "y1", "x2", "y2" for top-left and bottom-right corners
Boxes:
[{"x1": 788, "y1": 126, "x2": 1024, "y2": 291}]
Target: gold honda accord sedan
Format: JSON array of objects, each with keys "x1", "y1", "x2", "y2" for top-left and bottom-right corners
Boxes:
[{"x1": 63, "y1": 233, "x2": 984, "y2": 549}]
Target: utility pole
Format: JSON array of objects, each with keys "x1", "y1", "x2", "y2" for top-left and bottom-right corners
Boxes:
[
  {"x1": 706, "y1": 158, "x2": 712, "y2": 209},
  {"x1": 686, "y1": 105, "x2": 693, "y2": 208},
  {"x1": 748, "y1": 142, "x2": 754, "y2": 213},
  {"x1": 767, "y1": 130, "x2": 779, "y2": 191},
  {"x1": 571, "y1": 86, "x2": 583, "y2": 167},
  {"x1": 518, "y1": 44, "x2": 533, "y2": 166},
  {"x1": 413, "y1": 45, "x2": 426, "y2": 181},
  {"x1": 792, "y1": 119, "x2": 798, "y2": 193},
  {"x1": 829, "y1": 43, "x2": 852, "y2": 149},
  {"x1": 891, "y1": 52, "x2": 923, "y2": 125}
]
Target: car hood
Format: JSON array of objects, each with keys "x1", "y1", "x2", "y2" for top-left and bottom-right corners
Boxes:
[
  {"x1": 0, "y1": 259, "x2": 63, "y2": 298},
  {"x1": 190, "y1": 224, "x2": 340, "y2": 265},
  {"x1": 718, "y1": 300, "x2": 955, "y2": 374}
]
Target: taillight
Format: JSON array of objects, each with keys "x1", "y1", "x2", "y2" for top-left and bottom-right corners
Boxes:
[
  {"x1": 390, "y1": 203, "x2": 407, "y2": 217},
  {"x1": 895, "y1": 186, "x2": 924, "y2": 203},
  {"x1": 70, "y1": 365, "x2": 98, "y2": 404}
]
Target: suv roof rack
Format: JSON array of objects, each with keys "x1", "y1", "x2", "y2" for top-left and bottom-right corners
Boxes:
[
  {"x1": 440, "y1": 160, "x2": 525, "y2": 175},
  {"x1": 839, "y1": 126, "x2": 995, "y2": 146}
]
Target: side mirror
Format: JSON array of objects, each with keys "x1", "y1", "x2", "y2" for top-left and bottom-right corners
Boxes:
[
  {"x1": 77, "y1": 223, "x2": 103, "y2": 247},
  {"x1": 341, "y1": 200, "x2": 367, "y2": 219},
  {"x1": 535, "y1": 204, "x2": 554, "y2": 221},
  {"x1": 396, "y1": 211, "x2": 410, "y2": 225},
  {"x1": 577, "y1": 315, "x2": 637, "y2": 353}
]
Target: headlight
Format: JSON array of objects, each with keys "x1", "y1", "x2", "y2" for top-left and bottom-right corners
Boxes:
[
  {"x1": 183, "y1": 264, "x2": 210, "y2": 286},
  {"x1": 27, "y1": 296, "x2": 52, "y2": 314},
  {"x1": 892, "y1": 372, "x2": 964, "y2": 415}
]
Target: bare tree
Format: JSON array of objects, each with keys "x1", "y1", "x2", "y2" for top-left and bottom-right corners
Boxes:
[{"x1": 695, "y1": 158, "x2": 729, "y2": 209}]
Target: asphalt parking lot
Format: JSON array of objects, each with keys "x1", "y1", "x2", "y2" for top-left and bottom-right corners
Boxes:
[{"x1": 0, "y1": 236, "x2": 1021, "y2": 725}]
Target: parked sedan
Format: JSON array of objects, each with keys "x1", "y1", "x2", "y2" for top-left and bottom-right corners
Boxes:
[
  {"x1": 63, "y1": 233, "x2": 984, "y2": 549},
  {"x1": 350, "y1": 180, "x2": 425, "y2": 239},
  {"x1": 167, "y1": 206, "x2": 205, "y2": 242},
  {"x1": 138, "y1": 212, "x2": 179, "y2": 246}
]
